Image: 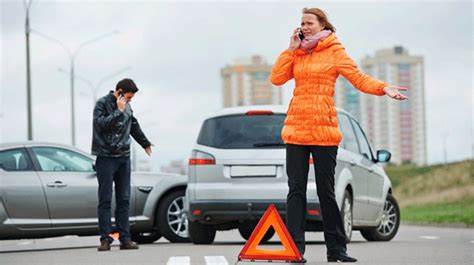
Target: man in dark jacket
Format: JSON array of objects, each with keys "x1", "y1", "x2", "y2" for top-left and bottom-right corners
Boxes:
[{"x1": 92, "y1": 78, "x2": 152, "y2": 251}]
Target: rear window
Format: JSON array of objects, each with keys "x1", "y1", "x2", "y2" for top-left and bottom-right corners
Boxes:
[{"x1": 197, "y1": 114, "x2": 286, "y2": 149}]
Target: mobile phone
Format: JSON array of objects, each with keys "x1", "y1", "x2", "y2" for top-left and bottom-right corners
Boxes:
[
  {"x1": 119, "y1": 91, "x2": 124, "y2": 97},
  {"x1": 297, "y1": 29, "x2": 305, "y2": 40}
]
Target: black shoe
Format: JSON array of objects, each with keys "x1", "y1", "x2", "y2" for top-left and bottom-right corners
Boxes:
[
  {"x1": 327, "y1": 252, "x2": 357, "y2": 262},
  {"x1": 97, "y1": 240, "x2": 111, "y2": 251},
  {"x1": 119, "y1": 240, "x2": 139, "y2": 250},
  {"x1": 291, "y1": 257, "x2": 307, "y2": 263}
]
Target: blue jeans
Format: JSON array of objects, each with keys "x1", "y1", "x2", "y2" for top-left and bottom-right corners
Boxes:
[{"x1": 96, "y1": 156, "x2": 131, "y2": 243}]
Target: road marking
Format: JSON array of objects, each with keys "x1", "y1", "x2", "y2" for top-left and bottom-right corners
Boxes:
[
  {"x1": 419, "y1": 235, "x2": 439, "y2": 240},
  {"x1": 205, "y1": 256, "x2": 229, "y2": 265},
  {"x1": 18, "y1": 241, "x2": 32, "y2": 245},
  {"x1": 167, "y1": 256, "x2": 190, "y2": 265}
]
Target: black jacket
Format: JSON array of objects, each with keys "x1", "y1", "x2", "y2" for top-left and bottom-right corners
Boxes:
[{"x1": 91, "y1": 91, "x2": 151, "y2": 157}]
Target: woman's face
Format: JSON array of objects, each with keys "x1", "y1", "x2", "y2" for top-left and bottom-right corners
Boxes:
[{"x1": 300, "y1": 13, "x2": 325, "y2": 37}]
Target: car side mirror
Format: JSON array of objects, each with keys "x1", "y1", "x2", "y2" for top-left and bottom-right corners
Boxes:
[{"x1": 376, "y1": 150, "x2": 391, "y2": 163}]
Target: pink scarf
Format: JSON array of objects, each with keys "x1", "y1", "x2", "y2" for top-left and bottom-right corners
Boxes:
[{"x1": 300, "y1": 30, "x2": 332, "y2": 52}]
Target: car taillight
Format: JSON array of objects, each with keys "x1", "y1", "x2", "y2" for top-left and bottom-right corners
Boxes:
[
  {"x1": 246, "y1": 110, "x2": 273, "y2": 115},
  {"x1": 189, "y1": 159, "x2": 215, "y2": 165},
  {"x1": 309, "y1": 158, "x2": 314, "y2": 164},
  {"x1": 189, "y1": 150, "x2": 216, "y2": 165}
]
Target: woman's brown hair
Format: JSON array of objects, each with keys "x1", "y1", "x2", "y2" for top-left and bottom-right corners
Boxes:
[{"x1": 302, "y1": 8, "x2": 336, "y2": 33}]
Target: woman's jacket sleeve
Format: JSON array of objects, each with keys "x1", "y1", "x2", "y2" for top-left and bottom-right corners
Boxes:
[
  {"x1": 270, "y1": 49, "x2": 295, "y2": 86},
  {"x1": 335, "y1": 47, "x2": 387, "y2": 96}
]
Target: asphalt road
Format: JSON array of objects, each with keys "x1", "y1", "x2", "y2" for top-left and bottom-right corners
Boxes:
[{"x1": 1, "y1": 224, "x2": 473, "y2": 265}]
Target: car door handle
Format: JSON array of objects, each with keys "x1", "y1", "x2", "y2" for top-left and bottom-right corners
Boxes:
[
  {"x1": 47, "y1": 181, "x2": 68, "y2": 188},
  {"x1": 368, "y1": 168, "x2": 374, "y2": 173},
  {"x1": 349, "y1": 160, "x2": 356, "y2": 167}
]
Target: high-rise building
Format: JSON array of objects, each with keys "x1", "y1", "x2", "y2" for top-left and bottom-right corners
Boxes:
[
  {"x1": 334, "y1": 77, "x2": 361, "y2": 121},
  {"x1": 221, "y1": 55, "x2": 282, "y2": 107},
  {"x1": 358, "y1": 46, "x2": 427, "y2": 165}
]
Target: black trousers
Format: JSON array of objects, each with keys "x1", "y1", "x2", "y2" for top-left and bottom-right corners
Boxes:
[
  {"x1": 96, "y1": 156, "x2": 131, "y2": 243},
  {"x1": 286, "y1": 144, "x2": 347, "y2": 256}
]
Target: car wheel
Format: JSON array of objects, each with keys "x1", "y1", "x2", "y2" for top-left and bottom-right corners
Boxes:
[
  {"x1": 360, "y1": 193, "x2": 400, "y2": 241},
  {"x1": 238, "y1": 221, "x2": 275, "y2": 243},
  {"x1": 341, "y1": 190, "x2": 353, "y2": 243},
  {"x1": 157, "y1": 189, "x2": 190, "y2": 243},
  {"x1": 188, "y1": 221, "x2": 216, "y2": 244},
  {"x1": 131, "y1": 232, "x2": 162, "y2": 244}
]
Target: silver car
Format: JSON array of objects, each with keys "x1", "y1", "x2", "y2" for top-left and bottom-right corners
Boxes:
[
  {"x1": 0, "y1": 142, "x2": 189, "y2": 243},
  {"x1": 186, "y1": 105, "x2": 400, "y2": 244}
]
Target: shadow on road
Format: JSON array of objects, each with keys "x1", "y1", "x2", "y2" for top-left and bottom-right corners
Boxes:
[
  {"x1": 0, "y1": 245, "x2": 97, "y2": 254},
  {"x1": 0, "y1": 240, "x2": 370, "y2": 254}
]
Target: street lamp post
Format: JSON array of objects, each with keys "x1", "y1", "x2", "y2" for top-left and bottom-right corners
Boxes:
[
  {"x1": 91, "y1": 67, "x2": 132, "y2": 103},
  {"x1": 24, "y1": 0, "x2": 33, "y2": 140},
  {"x1": 58, "y1": 66, "x2": 132, "y2": 105},
  {"x1": 32, "y1": 30, "x2": 119, "y2": 146}
]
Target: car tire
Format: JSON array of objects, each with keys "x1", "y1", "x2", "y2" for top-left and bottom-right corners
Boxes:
[
  {"x1": 341, "y1": 190, "x2": 353, "y2": 243},
  {"x1": 131, "y1": 232, "x2": 162, "y2": 244},
  {"x1": 157, "y1": 189, "x2": 190, "y2": 243},
  {"x1": 360, "y1": 193, "x2": 400, "y2": 241},
  {"x1": 238, "y1": 221, "x2": 275, "y2": 243},
  {"x1": 188, "y1": 221, "x2": 216, "y2": 244}
]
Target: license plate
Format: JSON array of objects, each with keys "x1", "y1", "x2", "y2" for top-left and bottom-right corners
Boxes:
[{"x1": 230, "y1": 166, "x2": 276, "y2": 178}]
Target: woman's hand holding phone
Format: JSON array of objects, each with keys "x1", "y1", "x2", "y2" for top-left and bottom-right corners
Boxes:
[{"x1": 288, "y1": 28, "x2": 302, "y2": 52}]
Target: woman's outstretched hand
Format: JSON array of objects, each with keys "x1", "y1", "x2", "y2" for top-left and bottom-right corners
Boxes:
[
  {"x1": 288, "y1": 28, "x2": 302, "y2": 52},
  {"x1": 383, "y1": 86, "x2": 408, "y2": 100}
]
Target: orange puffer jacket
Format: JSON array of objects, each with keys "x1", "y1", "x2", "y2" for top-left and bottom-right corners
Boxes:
[{"x1": 270, "y1": 33, "x2": 388, "y2": 146}]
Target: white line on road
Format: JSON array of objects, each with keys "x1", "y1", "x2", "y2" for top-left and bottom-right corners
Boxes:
[
  {"x1": 167, "y1": 256, "x2": 191, "y2": 265},
  {"x1": 419, "y1": 235, "x2": 439, "y2": 240},
  {"x1": 204, "y1": 256, "x2": 229, "y2": 265},
  {"x1": 18, "y1": 241, "x2": 32, "y2": 246}
]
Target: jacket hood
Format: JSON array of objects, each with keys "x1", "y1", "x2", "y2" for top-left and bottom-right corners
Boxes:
[{"x1": 295, "y1": 33, "x2": 341, "y2": 55}]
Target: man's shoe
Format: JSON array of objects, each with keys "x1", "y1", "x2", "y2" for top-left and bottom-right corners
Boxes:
[
  {"x1": 291, "y1": 257, "x2": 307, "y2": 263},
  {"x1": 327, "y1": 252, "x2": 357, "y2": 262},
  {"x1": 97, "y1": 240, "x2": 111, "y2": 251},
  {"x1": 119, "y1": 240, "x2": 139, "y2": 250}
]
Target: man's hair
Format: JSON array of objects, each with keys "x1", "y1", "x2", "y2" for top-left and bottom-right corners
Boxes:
[{"x1": 116, "y1": 78, "x2": 139, "y2": 93}]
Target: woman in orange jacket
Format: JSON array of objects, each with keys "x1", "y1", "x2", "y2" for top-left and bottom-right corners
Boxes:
[{"x1": 270, "y1": 8, "x2": 407, "y2": 263}]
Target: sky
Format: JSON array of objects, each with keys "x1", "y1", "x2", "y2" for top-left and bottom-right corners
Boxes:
[{"x1": 1, "y1": 0, "x2": 472, "y2": 170}]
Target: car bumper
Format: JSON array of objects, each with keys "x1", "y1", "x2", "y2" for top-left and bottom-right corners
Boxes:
[{"x1": 187, "y1": 200, "x2": 322, "y2": 223}]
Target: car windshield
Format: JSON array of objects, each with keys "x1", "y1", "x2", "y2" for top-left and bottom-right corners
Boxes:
[{"x1": 197, "y1": 114, "x2": 286, "y2": 149}]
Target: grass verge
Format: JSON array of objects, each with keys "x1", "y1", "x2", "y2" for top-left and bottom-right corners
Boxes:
[{"x1": 401, "y1": 197, "x2": 474, "y2": 225}]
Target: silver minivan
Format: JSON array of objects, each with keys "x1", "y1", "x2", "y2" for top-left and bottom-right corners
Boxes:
[{"x1": 185, "y1": 105, "x2": 400, "y2": 244}]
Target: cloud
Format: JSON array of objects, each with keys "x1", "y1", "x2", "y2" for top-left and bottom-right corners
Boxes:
[{"x1": 1, "y1": 1, "x2": 472, "y2": 167}]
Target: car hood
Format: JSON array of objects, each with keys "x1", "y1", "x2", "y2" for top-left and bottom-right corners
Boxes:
[{"x1": 131, "y1": 171, "x2": 187, "y2": 187}]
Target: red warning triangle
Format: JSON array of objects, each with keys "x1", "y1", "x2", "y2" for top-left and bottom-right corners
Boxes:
[{"x1": 238, "y1": 204, "x2": 302, "y2": 262}]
